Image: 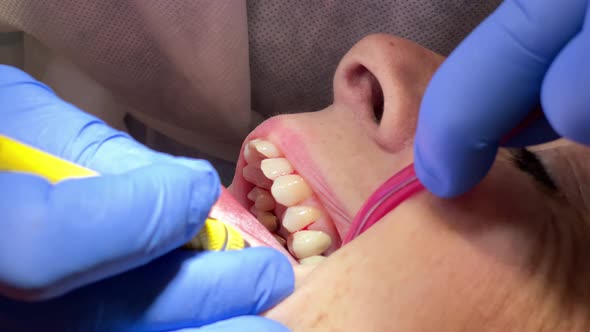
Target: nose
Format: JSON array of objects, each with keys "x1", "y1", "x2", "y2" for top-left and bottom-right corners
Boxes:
[{"x1": 332, "y1": 34, "x2": 444, "y2": 152}]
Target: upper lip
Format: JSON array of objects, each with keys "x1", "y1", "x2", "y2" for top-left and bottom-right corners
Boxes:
[{"x1": 229, "y1": 116, "x2": 352, "y2": 246}]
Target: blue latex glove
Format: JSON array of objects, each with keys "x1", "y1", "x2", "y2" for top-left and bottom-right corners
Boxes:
[
  {"x1": 415, "y1": 0, "x2": 589, "y2": 198},
  {"x1": 0, "y1": 249, "x2": 292, "y2": 331},
  {"x1": 0, "y1": 65, "x2": 294, "y2": 330}
]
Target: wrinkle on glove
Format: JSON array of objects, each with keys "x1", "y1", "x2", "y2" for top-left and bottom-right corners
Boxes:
[{"x1": 415, "y1": 0, "x2": 589, "y2": 198}]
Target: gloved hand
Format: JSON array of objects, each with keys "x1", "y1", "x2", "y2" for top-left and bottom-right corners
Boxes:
[
  {"x1": 414, "y1": 0, "x2": 589, "y2": 198},
  {"x1": 0, "y1": 249, "x2": 292, "y2": 331},
  {"x1": 0, "y1": 65, "x2": 294, "y2": 331}
]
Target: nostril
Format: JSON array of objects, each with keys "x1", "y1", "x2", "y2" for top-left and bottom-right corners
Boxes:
[
  {"x1": 343, "y1": 64, "x2": 385, "y2": 124},
  {"x1": 370, "y1": 74, "x2": 384, "y2": 124}
]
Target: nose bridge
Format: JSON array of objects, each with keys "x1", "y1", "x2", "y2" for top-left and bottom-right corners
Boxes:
[{"x1": 334, "y1": 34, "x2": 444, "y2": 152}]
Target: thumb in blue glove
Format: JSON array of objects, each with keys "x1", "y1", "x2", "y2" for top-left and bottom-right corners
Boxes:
[
  {"x1": 414, "y1": 0, "x2": 589, "y2": 198},
  {"x1": 0, "y1": 64, "x2": 221, "y2": 300}
]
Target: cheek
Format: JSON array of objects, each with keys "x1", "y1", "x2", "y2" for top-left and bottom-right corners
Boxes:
[
  {"x1": 363, "y1": 162, "x2": 554, "y2": 329},
  {"x1": 424, "y1": 161, "x2": 551, "y2": 266},
  {"x1": 265, "y1": 158, "x2": 559, "y2": 331},
  {"x1": 289, "y1": 109, "x2": 415, "y2": 215},
  {"x1": 285, "y1": 111, "x2": 381, "y2": 203},
  {"x1": 265, "y1": 195, "x2": 538, "y2": 331}
]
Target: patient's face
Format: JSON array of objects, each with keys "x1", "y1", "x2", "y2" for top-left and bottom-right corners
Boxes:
[{"x1": 229, "y1": 34, "x2": 590, "y2": 331}]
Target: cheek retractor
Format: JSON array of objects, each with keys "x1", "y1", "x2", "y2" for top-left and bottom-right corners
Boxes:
[
  {"x1": 342, "y1": 163, "x2": 424, "y2": 244},
  {"x1": 343, "y1": 107, "x2": 544, "y2": 244}
]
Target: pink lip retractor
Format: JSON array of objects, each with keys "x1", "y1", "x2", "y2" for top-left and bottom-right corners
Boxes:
[
  {"x1": 343, "y1": 108, "x2": 543, "y2": 245},
  {"x1": 342, "y1": 163, "x2": 424, "y2": 244}
]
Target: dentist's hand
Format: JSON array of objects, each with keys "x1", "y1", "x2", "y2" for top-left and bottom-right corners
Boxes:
[
  {"x1": 0, "y1": 64, "x2": 221, "y2": 301},
  {"x1": 0, "y1": 248, "x2": 292, "y2": 331},
  {"x1": 0, "y1": 65, "x2": 294, "y2": 331},
  {"x1": 415, "y1": 0, "x2": 589, "y2": 198}
]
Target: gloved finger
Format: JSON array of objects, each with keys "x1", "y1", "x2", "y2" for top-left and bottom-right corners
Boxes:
[
  {"x1": 0, "y1": 64, "x2": 191, "y2": 175},
  {"x1": 0, "y1": 248, "x2": 294, "y2": 332},
  {"x1": 499, "y1": 112, "x2": 560, "y2": 147},
  {"x1": 172, "y1": 316, "x2": 290, "y2": 332},
  {"x1": 0, "y1": 162, "x2": 219, "y2": 301},
  {"x1": 128, "y1": 249, "x2": 294, "y2": 330},
  {"x1": 542, "y1": 5, "x2": 590, "y2": 145},
  {"x1": 414, "y1": 0, "x2": 587, "y2": 198}
]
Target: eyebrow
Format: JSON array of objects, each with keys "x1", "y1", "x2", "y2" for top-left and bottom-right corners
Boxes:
[{"x1": 509, "y1": 148, "x2": 558, "y2": 192}]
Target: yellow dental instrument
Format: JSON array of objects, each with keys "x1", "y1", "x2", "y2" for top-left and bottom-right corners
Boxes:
[{"x1": 0, "y1": 134, "x2": 246, "y2": 251}]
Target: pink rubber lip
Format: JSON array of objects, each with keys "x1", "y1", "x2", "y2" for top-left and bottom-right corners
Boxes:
[
  {"x1": 342, "y1": 163, "x2": 424, "y2": 244},
  {"x1": 342, "y1": 107, "x2": 544, "y2": 245}
]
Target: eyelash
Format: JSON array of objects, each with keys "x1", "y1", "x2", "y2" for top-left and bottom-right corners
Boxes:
[{"x1": 509, "y1": 148, "x2": 558, "y2": 192}]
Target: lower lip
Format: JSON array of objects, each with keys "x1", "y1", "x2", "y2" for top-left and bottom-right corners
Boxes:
[{"x1": 211, "y1": 187, "x2": 298, "y2": 264}]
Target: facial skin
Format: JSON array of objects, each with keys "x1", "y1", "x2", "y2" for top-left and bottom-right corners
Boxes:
[{"x1": 229, "y1": 34, "x2": 590, "y2": 331}]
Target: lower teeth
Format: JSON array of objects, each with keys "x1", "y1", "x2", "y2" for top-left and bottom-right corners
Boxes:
[
  {"x1": 282, "y1": 206, "x2": 321, "y2": 232},
  {"x1": 288, "y1": 230, "x2": 332, "y2": 260},
  {"x1": 273, "y1": 234, "x2": 287, "y2": 247},
  {"x1": 299, "y1": 255, "x2": 327, "y2": 266},
  {"x1": 257, "y1": 212, "x2": 278, "y2": 232}
]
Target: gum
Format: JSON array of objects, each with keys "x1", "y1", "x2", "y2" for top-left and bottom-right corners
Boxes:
[{"x1": 211, "y1": 187, "x2": 298, "y2": 264}]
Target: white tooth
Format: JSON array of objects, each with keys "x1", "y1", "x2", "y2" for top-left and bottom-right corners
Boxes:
[
  {"x1": 271, "y1": 174, "x2": 312, "y2": 206},
  {"x1": 247, "y1": 187, "x2": 275, "y2": 211},
  {"x1": 273, "y1": 234, "x2": 287, "y2": 247},
  {"x1": 299, "y1": 255, "x2": 327, "y2": 266},
  {"x1": 261, "y1": 158, "x2": 294, "y2": 180},
  {"x1": 282, "y1": 206, "x2": 321, "y2": 232},
  {"x1": 244, "y1": 139, "x2": 263, "y2": 164},
  {"x1": 251, "y1": 140, "x2": 282, "y2": 158},
  {"x1": 257, "y1": 212, "x2": 278, "y2": 232},
  {"x1": 288, "y1": 230, "x2": 332, "y2": 259},
  {"x1": 243, "y1": 165, "x2": 273, "y2": 189}
]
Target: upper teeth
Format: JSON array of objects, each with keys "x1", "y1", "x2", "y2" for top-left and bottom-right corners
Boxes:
[
  {"x1": 261, "y1": 158, "x2": 294, "y2": 180},
  {"x1": 288, "y1": 230, "x2": 332, "y2": 259},
  {"x1": 247, "y1": 187, "x2": 275, "y2": 211},
  {"x1": 244, "y1": 139, "x2": 262, "y2": 165},
  {"x1": 243, "y1": 139, "x2": 333, "y2": 263},
  {"x1": 282, "y1": 206, "x2": 321, "y2": 232},
  {"x1": 242, "y1": 165, "x2": 273, "y2": 189},
  {"x1": 271, "y1": 174, "x2": 313, "y2": 207},
  {"x1": 250, "y1": 139, "x2": 282, "y2": 158},
  {"x1": 256, "y1": 211, "x2": 279, "y2": 232}
]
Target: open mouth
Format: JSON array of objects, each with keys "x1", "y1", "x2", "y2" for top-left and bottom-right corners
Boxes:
[{"x1": 229, "y1": 119, "x2": 350, "y2": 265}]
